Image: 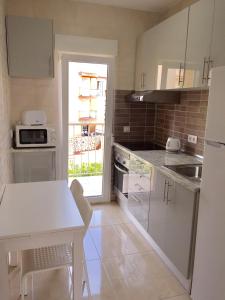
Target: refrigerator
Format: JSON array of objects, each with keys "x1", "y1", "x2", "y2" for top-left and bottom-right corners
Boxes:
[{"x1": 192, "y1": 66, "x2": 225, "y2": 300}]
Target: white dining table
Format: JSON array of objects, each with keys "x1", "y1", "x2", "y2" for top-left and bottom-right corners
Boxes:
[{"x1": 0, "y1": 180, "x2": 85, "y2": 300}]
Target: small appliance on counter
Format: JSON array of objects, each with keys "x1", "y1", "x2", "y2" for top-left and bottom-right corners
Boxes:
[
  {"x1": 166, "y1": 137, "x2": 181, "y2": 152},
  {"x1": 22, "y1": 110, "x2": 47, "y2": 125},
  {"x1": 13, "y1": 110, "x2": 56, "y2": 149}
]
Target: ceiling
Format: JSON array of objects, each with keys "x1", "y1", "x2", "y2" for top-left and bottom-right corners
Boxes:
[{"x1": 74, "y1": 0, "x2": 181, "y2": 12}]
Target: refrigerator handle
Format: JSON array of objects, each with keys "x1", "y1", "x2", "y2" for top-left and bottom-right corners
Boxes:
[{"x1": 206, "y1": 140, "x2": 225, "y2": 148}]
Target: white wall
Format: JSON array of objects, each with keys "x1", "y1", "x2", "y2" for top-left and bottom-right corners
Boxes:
[{"x1": 0, "y1": 0, "x2": 12, "y2": 190}]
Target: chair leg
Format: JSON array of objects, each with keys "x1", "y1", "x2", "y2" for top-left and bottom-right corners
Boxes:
[{"x1": 83, "y1": 259, "x2": 91, "y2": 296}]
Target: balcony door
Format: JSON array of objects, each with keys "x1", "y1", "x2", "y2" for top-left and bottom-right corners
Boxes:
[{"x1": 62, "y1": 55, "x2": 114, "y2": 203}]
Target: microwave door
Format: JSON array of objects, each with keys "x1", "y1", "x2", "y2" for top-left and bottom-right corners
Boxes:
[{"x1": 19, "y1": 129, "x2": 48, "y2": 145}]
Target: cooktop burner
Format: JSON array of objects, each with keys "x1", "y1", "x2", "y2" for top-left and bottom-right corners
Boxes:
[{"x1": 118, "y1": 142, "x2": 165, "y2": 151}]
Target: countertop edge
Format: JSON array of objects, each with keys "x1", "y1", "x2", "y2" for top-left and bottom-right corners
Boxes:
[{"x1": 113, "y1": 142, "x2": 201, "y2": 193}]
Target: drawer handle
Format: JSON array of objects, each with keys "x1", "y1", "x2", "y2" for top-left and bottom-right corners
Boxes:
[
  {"x1": 135, "y1": 183, "x2": 144, "y2": 192},
  {"x1": 166, "y1": 183, "x2": 173, "y2": 205},
  {"x1": 163, "y1": 180, "x2": 167, "y2": 202}
]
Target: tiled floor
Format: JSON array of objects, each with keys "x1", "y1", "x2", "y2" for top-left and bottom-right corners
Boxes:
[{"x1": 10, "y1": 202, "x2": 191, "y2": 300}]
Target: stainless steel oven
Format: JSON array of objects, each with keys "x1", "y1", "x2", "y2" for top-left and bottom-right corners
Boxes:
[{"x1": 114, "y1": 147, "x2": 130, "y2": 199}]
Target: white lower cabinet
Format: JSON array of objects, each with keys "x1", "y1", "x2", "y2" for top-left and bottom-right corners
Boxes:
[
  {"x1": 148, "y1": 169, "x2": 198, "y2": 278},
  {"x1": 13, "y1": 150, "x2": 56, "y2": 183},
  {"x1": 128, "y1": 156, "x2": 151, "y2": 231}
]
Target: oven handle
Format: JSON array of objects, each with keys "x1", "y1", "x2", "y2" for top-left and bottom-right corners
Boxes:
[{"x1": 114, "y1": 163, "x2": 128, "y2": 174}]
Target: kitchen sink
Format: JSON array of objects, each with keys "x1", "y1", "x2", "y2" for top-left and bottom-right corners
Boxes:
[{"x1": 164, "y1": 164, "x2": 203, "y2": 182}]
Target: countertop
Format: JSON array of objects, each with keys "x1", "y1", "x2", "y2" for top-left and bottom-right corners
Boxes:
[{"x1": 114, "y1": 142, "x2": 203, "y2": 192}]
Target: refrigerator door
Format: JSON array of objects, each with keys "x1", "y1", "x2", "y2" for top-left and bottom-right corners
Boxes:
[
  {"x1": 192, "y1": 143, "x2": 225, "y2": 300},
  {"x1": 205, "y1": 66, "x2": 225, "y2": 143}
]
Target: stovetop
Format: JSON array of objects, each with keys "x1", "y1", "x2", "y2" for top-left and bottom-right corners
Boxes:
[{"x1": 118, "y1": 141, "x2": 165, "y2": 151}]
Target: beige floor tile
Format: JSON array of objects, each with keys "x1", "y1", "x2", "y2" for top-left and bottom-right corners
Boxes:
[
  {"x1": 149, "y1": 274, "x2": 187, "y2": 299},
  {"x1": 89, "y1": 226, "x2": 132, "y2": 258},
  {"x1": 113, "y1": 223, "x2": 153, "y2": 254},
  {"x1": 90, "y1": 205, "x2": 130, "y2": 227},
  {"x1": 86, "y1": 260, "x2": 118, "y2": 300},
  {"x1": 109, "y1": 275, "x2": 160, "y2": 300},
  {"x1": 102, "y1": 255, "x2": 139, "y2": 280},
  {"x1": 84, "y1": 231, "x2": 100, "y2": 261},
  {"x1": 125, "y1": 252, "x2": 173, "y2": 278}
]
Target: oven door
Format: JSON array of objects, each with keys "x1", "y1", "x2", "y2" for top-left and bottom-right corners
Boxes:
[{"x1": 114, "y1": 161, "x2": 129, "y2": 198}]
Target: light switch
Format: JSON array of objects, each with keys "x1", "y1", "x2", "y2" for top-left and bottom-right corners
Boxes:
[{"x1": 188, "y1": 135, "x2": 198, "y2": 144}]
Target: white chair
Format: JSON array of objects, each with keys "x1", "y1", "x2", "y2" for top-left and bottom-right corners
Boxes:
[{"x1": 20, "y1": 179, "x2": 93, "y2": 299}]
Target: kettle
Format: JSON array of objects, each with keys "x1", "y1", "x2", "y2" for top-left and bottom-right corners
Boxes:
[{"x1": 166, "y1": 137, "x2": 181, "y2": 152}]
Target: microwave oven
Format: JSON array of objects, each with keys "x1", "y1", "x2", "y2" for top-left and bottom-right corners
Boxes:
[{"x1": 14, "y1": 125, "x2": 56, "y2": 148}]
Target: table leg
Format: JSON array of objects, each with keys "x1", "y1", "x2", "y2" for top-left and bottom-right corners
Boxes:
[
  {"x1": 0, "y1": 243, "x2": 10, "y2": 300},
  {"x1": 73, "y1": 231, "x2": 84, "y2": 300}
]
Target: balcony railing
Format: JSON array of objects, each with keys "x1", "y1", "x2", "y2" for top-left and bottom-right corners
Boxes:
[{"x1": 68, "y1": 123, "x2": 105, "y2": 178}]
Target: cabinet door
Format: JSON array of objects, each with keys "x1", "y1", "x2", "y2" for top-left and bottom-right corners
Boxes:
[
  {"x1": 128, "y1": 158, "x2": 151, "y2": 230},
  {"x1": 14, "y1": 152, "x2": 56, "y2": 183},
  {"x1": 135, "y1": 35, "x2": 148, "y2": 91},
  {"x1": 153, "y1": 8, "x2": 189, "y2": 90},
  {"x1": 148, "y1": 170, "x2": 174, "y2": 250},
  {"x1": 184, "y1": 0, "x2": 214, "y2": 88},
  {"x1": 210, "y1": 0, "x2": 225, "y2": 68},
  {"x1": 135, "y1": 8, "x2": 188, "y2": 91},
  {"x1": 6, "y1": 16, "x2": 54, "y2": 78},
  {"x1": 163, "y1": 183, "x2": 196, "y2": 278}
]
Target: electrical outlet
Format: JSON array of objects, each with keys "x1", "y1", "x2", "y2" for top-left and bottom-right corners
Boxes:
[
  {"x1": 188, "y1": 135, "x2": 198, "y2": 144},
  {"x1": 123, "y1": 126, "x2": 130, "y2": 133}
]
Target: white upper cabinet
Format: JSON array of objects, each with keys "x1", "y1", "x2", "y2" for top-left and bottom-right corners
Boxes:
[
  {"x1": 135, "y1": 34, "x2": 150, "y2": 91},
  {"x1": 6, "y1": 16, "x2": 54, "y2": 78},
  {"x1": 135, "y1": 0, "x2": 225, "y2": 91},
  {"x1": 153, "y1": 8, "x2": 189, "y2": 90},
  {"x1": 184, "y1": 0, "x2": 214, "y2": 88},
  {"x1": 135, "y1": 8, "x2": 189, "y2": 91},
  {"x1": 210, "y1": 0, "x2": 225, "y2": 69}
]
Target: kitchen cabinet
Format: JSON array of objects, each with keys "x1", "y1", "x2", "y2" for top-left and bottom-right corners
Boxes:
[
  {"x1": 210, "y1": 0, "x2": 225, "y2": 69},
  {"x1": 135, "y1": 0, "x2": 225, "y2": 91},
  {"x1": 135, "y1": 8, "x2": 189, "y2": 90},
  {"x1": 12, "y1": 149, "x2": 56, "y2": 183},
  {"x1": 128, "y1": 156, "x2": 152, "y2": 231},
  {"x1": 135, "y1": 34, "x2": 149, "y2": 91},
  {"x1": 148, "y1": 169, "x2": 198, "y2": 278},
  {"x1": 184, "y1": 0, "x2": 214, "y2": 88},
  {"x1": 6, "y1": 16, "x2": 54, "y2": 78}
]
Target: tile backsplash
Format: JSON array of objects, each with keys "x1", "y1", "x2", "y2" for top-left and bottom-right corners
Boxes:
[
  {"x1": 154, "y1": 90, "x2": 208, "y2": 156},
  {"x1": 114, "y1": 90, "x2": 208, "y2": 156},
  {"x1": 114, "y1": 90, "x2": 155, "y2": 143}
]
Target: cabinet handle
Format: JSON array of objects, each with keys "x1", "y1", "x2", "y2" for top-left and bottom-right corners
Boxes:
[
  {"x1": 141, "y1": 72, "x2": 146, "y2": 89},
  {"x1": 178, "y1": 63, "x2": 184, "y2": 86},
  {"x1": 141, "y1": 73, "x2": 143, "y2": 89},
  {"x1": 49, "y1": 55, "x2": 53, "y2": 76},
  {"x1": 132, "y1": 195, "x2": 141, "y2": 203},
  {"x1": 207, "y1": 56, "x2": 213, "y2": 83},
  {"x1": 163, "y1": 180, "x2": 168, "y2": 202},
  {"x1": 202, "y1": 57, "x2": 207, "y2": 84},
  {"x1": 135, "y1": 183, "x2": 144, "y2": 192},
  {"x1": 142, "y1": 73, "x2": 146, "y2": 90}
]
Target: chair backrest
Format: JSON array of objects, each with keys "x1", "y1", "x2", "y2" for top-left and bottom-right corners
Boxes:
[{"x1": 70, "y1": 179, "x2": 93, "y2": 231}]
